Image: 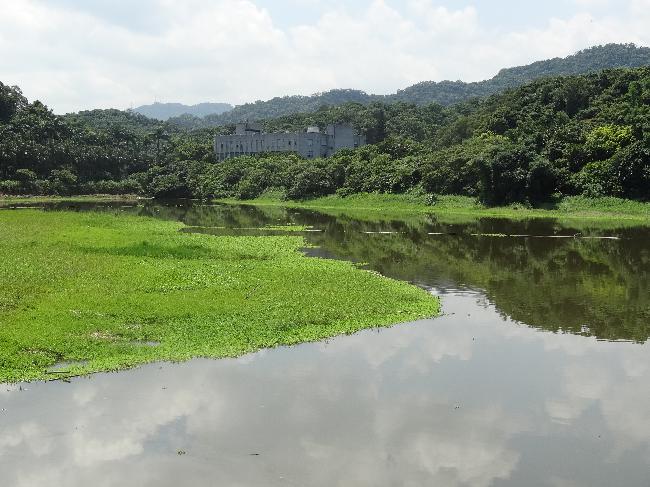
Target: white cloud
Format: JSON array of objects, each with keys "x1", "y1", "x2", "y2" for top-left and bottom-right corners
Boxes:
[
  {"x1": 574, "y1": 0, "x2": 611, "y2": 7},
  {"x1": 0, "y1": 1, "x2": 649, "y2": 115}
]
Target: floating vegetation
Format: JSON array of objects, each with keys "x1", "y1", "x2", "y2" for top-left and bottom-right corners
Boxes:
[
  {"x1": 182, "y1": 224, "x2": 320, "y2": 233},
  {"x1": 470, "y1": 233, "x2": 621, "y2": 240},
  {"x1": 0, "y1": 210, "x2": 439, "y2": 383}
]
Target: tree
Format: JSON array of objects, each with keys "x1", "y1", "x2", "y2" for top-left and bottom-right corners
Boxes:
[{"x1": 0, "y1": 82, "x2": 27, "y2": 122}]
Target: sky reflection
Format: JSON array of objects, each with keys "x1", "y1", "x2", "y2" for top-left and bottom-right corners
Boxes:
[{"x1": 2, "y1": 292, "x2": 649, "y2": 487}]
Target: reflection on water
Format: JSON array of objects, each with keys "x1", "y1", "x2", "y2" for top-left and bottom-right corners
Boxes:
[
  {"x1": 1, "y1": 200, "x2": 649, "y2": 486},
  {"x1": 51, "y1": 199, "x2": 646, "y2": 343},
  {"x1": 2, "y1": 295, "x2": 650, "y2": 486}
]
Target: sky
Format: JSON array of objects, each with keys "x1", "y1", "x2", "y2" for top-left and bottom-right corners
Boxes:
[{"x1": 1, "y1": 0, "x2": 649, "y2": 113}]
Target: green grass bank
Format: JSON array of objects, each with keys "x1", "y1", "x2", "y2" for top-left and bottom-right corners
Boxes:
[
  {"x1": 0, "y1": 209, "x2": 439, "y2": 383},
  {"x1": 217, "y1": 193, "x2": 650, "y2": 222},
  {"x1": 0, "y1": 194, "x2": 143, "y2": 204},
  {"x1": 4, "y1": 194, "x2": 649, "y2": 222}
]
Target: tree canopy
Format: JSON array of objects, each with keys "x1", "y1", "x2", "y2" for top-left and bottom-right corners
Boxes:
[{"x1": 1, "y1": 64, "x2": 649, "y2": 205}]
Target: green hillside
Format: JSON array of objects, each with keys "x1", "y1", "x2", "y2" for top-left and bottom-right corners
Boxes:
[
  {"x1": 169, "y1": 44, "x2": 650, "y2": 129},
  {"x1": 2, "y1": 63, "x2": 649, "y2": 207}
]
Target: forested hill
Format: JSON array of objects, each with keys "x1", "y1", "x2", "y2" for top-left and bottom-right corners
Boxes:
[
  {"x1": 2, "y1": 66, "x2": 649, "y2": 204},
  {"x1": 133, "y1": 102, "x2": 233, "y2": 120},
  {"x1": 194, "y1": 66, "x2": 650, "y2": 204},
  {"x1": 169, "y1": 89, "x2": 373, "y2": 129},
  {"x1": 390, "y1": 43, "x2": 650, "y2": 104},
  {"x1": 169, "y1": 43, "x2": 650, "y2": 129}
]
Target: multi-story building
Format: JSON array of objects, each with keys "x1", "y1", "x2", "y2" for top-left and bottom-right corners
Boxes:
[{"x1": 214, "y1": 123, "x2": 366, "y2": 161}]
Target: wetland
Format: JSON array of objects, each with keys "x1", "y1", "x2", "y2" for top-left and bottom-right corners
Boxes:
[{"x1": 1, "y1": 200, "x2": 649, "y2": 486}]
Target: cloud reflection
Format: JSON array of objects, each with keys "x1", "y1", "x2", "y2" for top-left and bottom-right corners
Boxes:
[{"x1": 1, "y1": 293, "x2": 649, "y2": 486}]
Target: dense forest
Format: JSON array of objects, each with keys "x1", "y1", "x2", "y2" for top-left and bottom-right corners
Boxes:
[
  {"x1": 1, "y1": 64, "x2": 650, "y2": 205},
  {"x1": 166, "y1": 44, "x2": 650, "y2": 129},
  {"x1": 193, "y1": 66, "x2": 650, "y2": 204},
  {"x1": 0, "y1": 82, "x2": 225, "y2": 197}
]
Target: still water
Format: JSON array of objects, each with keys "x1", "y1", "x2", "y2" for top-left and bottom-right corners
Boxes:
[{"x1": 1, "y1": 201, "x2": 649, "y2": 486}]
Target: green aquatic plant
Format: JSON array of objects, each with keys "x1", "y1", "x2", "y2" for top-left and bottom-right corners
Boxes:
[
  {"x1": 0, "y1": 210, "x2": 439, "y2": 383},
  {"x1": 217, "y1": 193, "x2": 650, "y2": 222}
]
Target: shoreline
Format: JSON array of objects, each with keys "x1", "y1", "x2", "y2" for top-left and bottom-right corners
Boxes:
[
  {"x1": 2, "y1": 193, "x2": 649, "y2": 222},
  {"x1": 0, "y1": 194, "x2": 145, "y2": 204},
  {"x1": 214, "y1": 194, "x2": 650, "y2": 223}
]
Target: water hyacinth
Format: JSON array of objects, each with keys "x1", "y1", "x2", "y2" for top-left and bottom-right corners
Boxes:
[{"x1": 0, "y1": 210, "x2": 439, "y2": 382}]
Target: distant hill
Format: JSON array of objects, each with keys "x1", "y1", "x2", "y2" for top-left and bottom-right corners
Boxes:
[
  {"x1": 389, "y1": 43, "x2": 650, "y2": 105},
  {"x1": 168, "y1": 43, "x2": 650, "y2": 129},
  {"x1": 133, "y1": 102, "x2": 233, "y2": 121},
  {"x1": 168, "y1": 89, "x2": 371, "y2": 129}
]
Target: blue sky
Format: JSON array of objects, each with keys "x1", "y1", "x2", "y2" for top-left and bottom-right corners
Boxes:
[{"x1": 1, "y1": 0, "x2": 648, "y2": 113}]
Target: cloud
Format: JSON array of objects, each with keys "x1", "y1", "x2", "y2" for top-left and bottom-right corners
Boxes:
[
  {"x1": 574, "y1": 0, "x2": 611, "y2": 7},
  {"x1": 0, "y1": 1, "x2": 649, "y2": 114}
]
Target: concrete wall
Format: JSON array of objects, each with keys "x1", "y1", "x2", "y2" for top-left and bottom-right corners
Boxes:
[
  {"x1": 327, "y1": 124, "x2": 355, "y2": 153},
  {"x1": 235, "y1": 122, "x2": 262, "y2": 135},
  {"x1": 214, "y1": 124, "x2": 365, "y2": 161}
]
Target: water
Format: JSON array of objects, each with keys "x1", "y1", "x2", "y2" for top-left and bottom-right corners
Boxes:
[{"x1": 1, "y1": 201, "x2": 649, "y2": 486}]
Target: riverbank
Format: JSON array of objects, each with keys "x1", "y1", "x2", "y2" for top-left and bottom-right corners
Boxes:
[
  {"x1": 0, "y1": 210, "x2": 439, "y2": 383},
  {"x1": 4, "y1": 193, "x2": 649, "y2": 222},
  {"x1": 0, "y1": 194, "x2": 143, "y2": 205},
  {"x1": 216, "y1": 193, "x2": 650, "y2": 222}
]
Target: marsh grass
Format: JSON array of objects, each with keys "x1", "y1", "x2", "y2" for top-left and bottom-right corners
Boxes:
[
  {"x1": 0, "y1": 210, "x2": 439, "y2": 383},
  {"x1": 220, "y1": 193, "x2": 650, "y2": 222},
  {"x1": 0, "y1": 194, "x2": 142, "y2": 205}
]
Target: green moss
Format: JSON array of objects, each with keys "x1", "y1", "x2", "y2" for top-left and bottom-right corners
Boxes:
[
  {"x1": 217, "y1": 193, "x2": 650, "y2": 222},
  {"x1": 0, "y1": 210, "x2": 439, "y2": 383}
]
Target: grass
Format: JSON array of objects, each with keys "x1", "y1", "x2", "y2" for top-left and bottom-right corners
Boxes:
[
  {"x1": 217, "y1": 193, "x2": 650, "y2": 222},
  {"x1": 0, "y1": 194, "x2": 143, "y2": 205},
  {"x1": 0, "y1": 209, "x2": 439, "y2": 383},
  {"x1": 552, "y1": 195, "x2": 650, "y2": 215},
  {"x1": 220, "y1": 193, "x2": 436, "y2": 215}
]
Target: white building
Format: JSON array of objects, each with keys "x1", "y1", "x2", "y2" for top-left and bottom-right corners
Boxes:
[{"x1": 214, "y1": 123, "x2": 366, "y2": 161}]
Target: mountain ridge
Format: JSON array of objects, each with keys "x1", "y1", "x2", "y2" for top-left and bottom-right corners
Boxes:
[
  {"x1": 161, "y1": 43, "x2": 650, "y2": 129},
  {"x1": 133, "y1": 101, "x2": 233, "y2": 121}
]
